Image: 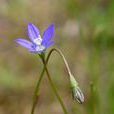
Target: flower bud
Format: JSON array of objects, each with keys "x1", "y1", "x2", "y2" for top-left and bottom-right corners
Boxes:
[
  {"x1": 72, "y1": 87, "x2": 84, "y2": 104},
  {"x1": 70, "y1": 74, "x2": 84, "y2": 104}
]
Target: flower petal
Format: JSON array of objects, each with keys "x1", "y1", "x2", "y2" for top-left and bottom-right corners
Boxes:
[
  {"x1": 15, "y1": 38, "x2": 33, "y2": 49},
  {"x1": 27, "y1": 23, "x2": 40, "y2": 42},
  {"x1": 45, "y1": 40, "x2": 54, "y2": 48},
  {"x1": 42, "y1": 24, "x2": 54, "y2": 45}
]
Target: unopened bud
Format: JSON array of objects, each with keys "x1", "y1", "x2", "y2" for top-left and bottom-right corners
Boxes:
[
  {"x1": 72, "y1": 87, "x2": 84, "y2": 104},
  {"x1": 70, "y1": 74, "x2": 84, "y2": 104}
]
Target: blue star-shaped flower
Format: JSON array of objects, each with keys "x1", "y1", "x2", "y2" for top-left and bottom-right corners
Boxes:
[{"x1": 15, "y1": 23, "x2": 54, "y2": 53}]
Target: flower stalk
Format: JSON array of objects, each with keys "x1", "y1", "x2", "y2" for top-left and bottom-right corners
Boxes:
[
  {"x1": 31, "y1": 65, "x2": 45, "y2": 114},
  {"x1": 31, "y1": 52, "x2": 68, "y2": 114},
  {"x1": 31, "y1": 51, "x2": 53, "y2": 114},
  {"x1": 46, "y1": 48, "x2": 84, "y2": 104},
  {"x1": 40, "y1": 53, "x2": 68, "y2": 114}
]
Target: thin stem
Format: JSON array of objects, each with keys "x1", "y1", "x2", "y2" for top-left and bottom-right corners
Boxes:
[
  {"x1": 31, "y1": 48, "x2": 71, "y2": 114},
  {"x1": 31, "y1": 53, "x2": 52, "y2": 114},
  {"x1": 51, "y1": 48, "x2": 85, "y2": 104},
  {"x1": 31, "y1": 66, "x2": 45, "y2": 114},
  {"x1": 53, "y1": 48, "x2": 72, "y2": 76},
  {"x1": 47, "y1": 48, "x2": 73, "y2": 78},
  {"x1": 42, "y1": 58, "x2": 68, "y2": 114}
]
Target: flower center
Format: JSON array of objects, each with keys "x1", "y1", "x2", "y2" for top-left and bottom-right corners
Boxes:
[
  {"x1": 35, "y1": 45, "x2": 45, "y2": 51},
  {"x1": 34, "y1": 35, "x2": 42, "y2": 45}
]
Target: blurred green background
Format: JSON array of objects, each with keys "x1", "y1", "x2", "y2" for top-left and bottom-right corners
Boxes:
[{"x1": 0, "y1": 0, "x2": 114, "y2": 114}]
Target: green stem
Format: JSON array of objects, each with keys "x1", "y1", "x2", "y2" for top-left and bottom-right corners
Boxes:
[
  {"x1": 42, "y1": 58, "x2": 68, "y2": 114},
  {"x1": 31, "y1": 51, "x2": 54, "y2": 114},
  {"x1": 31, "y1": 67, "x2": 45, "y2": 114},
  {"x1": 50, "y1": 48, "x2": 72, "y2": 77},
  {"x1": 31, "y1": 48, "x2": 69, "y2": 114}
]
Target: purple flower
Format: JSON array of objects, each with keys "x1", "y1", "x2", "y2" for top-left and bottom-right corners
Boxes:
[{"x1": 15, "y1": 23, "x2": 54, "y2": 53}]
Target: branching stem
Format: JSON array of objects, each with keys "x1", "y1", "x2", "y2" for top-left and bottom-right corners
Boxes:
[{"x1": 31, "y1": 48, "x2": 73, "y2": 114}]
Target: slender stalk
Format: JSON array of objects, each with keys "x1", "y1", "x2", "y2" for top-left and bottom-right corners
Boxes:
[
  {"x1": 31, "y1": 48, "x2": 71, "y2": 114},
  {"x1": 47, "y1": 48, "x2": 73, "y2": 78},
  {"x1": 31, "y1": 67, "x2": 45, "y2": 114},
  {"x1": 52, "y1": 48, "x2": 72, "y2": 76},
  {"x1": 41, "y1": 57, "x2": 68, "y2": 114},
  {"x1": 45, "y1": 48, "x2": 84, "y2": 103},
  {"x1": 31, "y1": 52, "x2": 52, "y2": 114}
]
